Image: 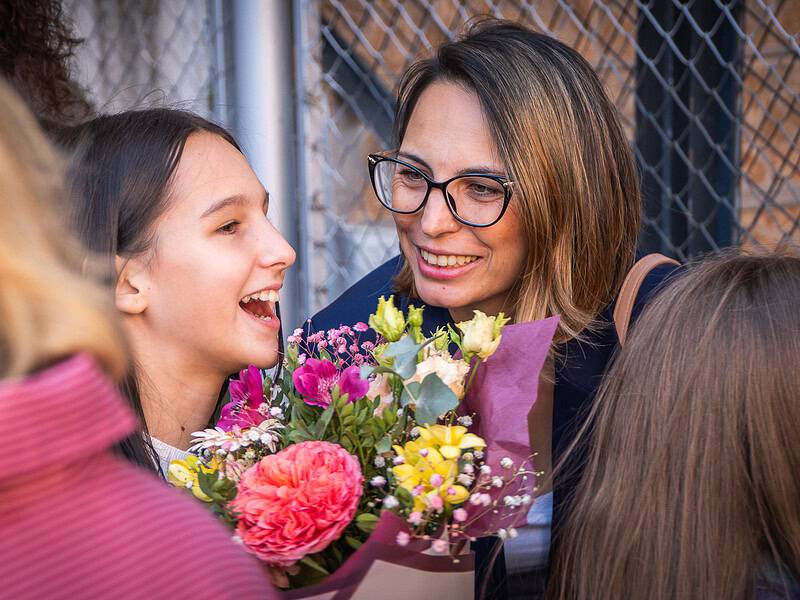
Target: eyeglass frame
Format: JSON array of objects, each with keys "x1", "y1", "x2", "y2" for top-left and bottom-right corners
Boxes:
[{"x1": 367, "y1": 152, "x2": 514, "y2": 228}]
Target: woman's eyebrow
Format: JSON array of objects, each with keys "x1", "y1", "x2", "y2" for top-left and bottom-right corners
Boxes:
[{"x1": 397, "y1": 152, "x2": 505, "y2": 178}]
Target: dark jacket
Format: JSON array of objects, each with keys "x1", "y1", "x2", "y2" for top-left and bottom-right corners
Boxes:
[{"x1": 306, "y1": 254, "x2": 681, "y2": 599}]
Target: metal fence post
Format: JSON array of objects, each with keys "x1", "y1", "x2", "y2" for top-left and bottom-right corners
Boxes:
[{"x1": 231, "y1": 0, "x2": 302, "y2": 332}]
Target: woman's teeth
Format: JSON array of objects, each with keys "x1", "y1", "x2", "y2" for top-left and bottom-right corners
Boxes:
[
  {"x1": 241, "y1": 289, "x2": 279, "y2": 304},
  {"x1": 420, "y1": 248, "x2": 478, "y2": 267}
]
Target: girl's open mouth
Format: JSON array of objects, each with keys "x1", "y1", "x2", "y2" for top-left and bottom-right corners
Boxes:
[{"x1": 239, "y1": 289, "x2": 279, "y2": 324}]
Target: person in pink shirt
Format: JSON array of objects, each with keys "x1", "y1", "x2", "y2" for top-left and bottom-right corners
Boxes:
[{"x1": 0, "y1": 78, "x2": 276, "y2": 599}]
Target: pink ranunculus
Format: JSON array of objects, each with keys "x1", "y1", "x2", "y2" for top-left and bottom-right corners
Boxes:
[
  {"x1": 292, "y1": 358, "x2": 369, "y2": 408},
  {"x1": 218, "y1": 365, "x2": 265, "y2": 431},
  {"x1": 230, "y1": 441, "x2": 363, "y2": 566}
]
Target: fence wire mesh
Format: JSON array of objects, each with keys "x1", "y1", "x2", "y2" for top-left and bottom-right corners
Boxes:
[
  {"x1": 64, "y1": 0, "x2": 230, "y2": 125},
  {"x1": 296, "y1": 0, "x2": 800, "y2": 314}
]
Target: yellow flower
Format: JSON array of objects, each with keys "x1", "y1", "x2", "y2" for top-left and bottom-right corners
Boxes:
[
  {"x1": 457, "y1": 310, "x2": 510, "y2": 360},
  {"x1": 167, "y1": 455, "x2": 219, "y2": 502},
  {"x1": 392, "y1": 426, "x2": 483, "y2": 511},
  {"x1": 369, "y1": 295, "x2": 406, "y2": 342},
  {"x1": 417, "y1": 424, "x2": 486, "y2": 460}
]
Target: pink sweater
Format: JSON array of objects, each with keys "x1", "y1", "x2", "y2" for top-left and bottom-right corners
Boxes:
[{"x1": 0, "y1": 354, "x2": 275, "y2": 599}]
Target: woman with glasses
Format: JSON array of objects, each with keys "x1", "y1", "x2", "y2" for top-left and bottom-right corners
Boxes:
[{"x1": 308, "y1": 19, "x2": 679, "y2": 598}]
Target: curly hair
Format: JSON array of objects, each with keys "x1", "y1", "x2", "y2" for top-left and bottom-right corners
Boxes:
[{"x1": 0, "y1": 0, "x2": 94, "y2": 131}]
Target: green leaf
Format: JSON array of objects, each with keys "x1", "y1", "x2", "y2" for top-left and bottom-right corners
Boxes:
[
  {"x1": 375, "y1": 434, "x2": 392, "y2": 454},
  {"x1": 355, "y1": 512, "x2": 379, "y2": 533},
  {"x1": 300, "y1": 556, "x2": 330, "y2": 576},
  {"x1": 345, "y1": 535, "x2": 363, "y2": 550},
  {"x1": 400, "y1": 381, "x2": 421, "y2": 407},
  {"x1": 314, "y1": 404, "x2": 335, "y2": 439},
  {"x1": 382, "y1": 336, "x2": 426, "y2": 379},
  {"x1": 413, "y1": 373, "x2": 459, "y2": 425}
]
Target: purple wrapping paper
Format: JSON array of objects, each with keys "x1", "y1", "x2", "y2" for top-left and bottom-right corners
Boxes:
[
  {"x1": 458, "y1": 316, "x2": 559, "y2": 537},
  {"x1": 280, "y1": 511, "x2": 474, "y2": 600}
]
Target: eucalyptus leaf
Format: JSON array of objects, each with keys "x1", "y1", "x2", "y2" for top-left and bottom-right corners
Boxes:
[
  {"x1": 375, "y1": 435, "x2": 392, "y2": 453},
  {"x1": 359, "y1": 364, "x2": 374, "y2": 379},
  {"x1": 382, "y1": 336, "x2": 426, "y2": 379},
  {"x1": 400, "y1": 381, "x2": 421, "y2": 407},
  {"x1": 413, "y1": 373, "x2": 458, "y2": 425}
]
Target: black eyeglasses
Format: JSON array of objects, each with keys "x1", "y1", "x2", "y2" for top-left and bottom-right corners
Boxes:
[{"x1": 367, "y1": 152, "x2": 513, "y2": 228}]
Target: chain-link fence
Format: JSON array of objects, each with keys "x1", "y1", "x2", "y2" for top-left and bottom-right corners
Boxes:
[
  {"x1": 64, "y1": 0, "x2": 231, "y2": 125},
  {"x1": 62, "y1": 0, "x2": 799, "y2": 319},
  {"x1": 295, "y1": 0, "x2": 800, "y2": 314}
]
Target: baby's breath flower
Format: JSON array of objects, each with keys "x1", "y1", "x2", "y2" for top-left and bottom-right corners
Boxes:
[
  {"x1": 392, "y1": 455, "x2": 405, "y2": 465},
  {"x1": 457, "y1": 474, "x2": 474, "y2": 486},
  {"x1": 382, "y1": 495, "x2": 399, "y2": 509},
  {"x1": 457, "y1": 415, "x2": 473, "y2": 427},
  {"x1": 480, "y1": 465, "x2": 492, "y2": 476},
  {"x1": 407, "y1": 511, "x2": 423, "y2": 525},
  {"x1": 410, "y1": 426, "x2": 421, "y2": 438},
  {"x1": 491, "y1": 476, "x2": 504, "y2": 488},
  {"x1": 396, "y1": 532, "x2": 410, "y2": 547},
  {"x1": 508, "y1": 528, "x2": 518, "y2": 539},
  {"x1": 462, "y1": 463, "x2": 474, "y2": 475},
  {"x1": 497, "y1": 528, "x2": 508, "y2": 540},
  {"x1": 500, "y1": 457, "x2": 513, "y2": 469},
  {"x1": 474, "y1": 450, "x2": 484, "y2": 460},
  {"x1": 370, "y1": 476, "x2": 387, "y2": 488},
  {"x1": 462, "y1": 452, "x2": 474, "y2": 462},
  {"x1": 374, "y1": 456, "x2": 386, "y2": 468}
]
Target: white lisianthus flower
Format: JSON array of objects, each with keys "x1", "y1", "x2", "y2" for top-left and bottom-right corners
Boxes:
[
  {"x1": 457, "y1": 310, "x2": 510, "y2": 361},
  {"x1": 406, "y1": 349, "x2": 470, "y2": 399}
]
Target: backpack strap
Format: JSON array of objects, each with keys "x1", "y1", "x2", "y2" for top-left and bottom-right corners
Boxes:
[{"x1": 613, "y1": 253, "x2": 680, "y2": 345}]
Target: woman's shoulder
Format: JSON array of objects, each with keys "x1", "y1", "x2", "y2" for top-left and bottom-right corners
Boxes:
[{"x1": 307, "y1": 255, "x2": 404, "y2": 332}]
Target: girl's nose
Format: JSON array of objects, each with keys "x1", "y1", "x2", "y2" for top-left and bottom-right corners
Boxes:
[
  {"x1": 419, "y1": 187, "x2": 460, "y2": 237},
  {"x1": 257, "y1": 219, "x2": 296, "y2": 270}
]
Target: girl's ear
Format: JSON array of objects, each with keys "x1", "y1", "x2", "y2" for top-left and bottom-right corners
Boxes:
[{"x1": 114, "y1": 255, "x2": 149, "y2": 315}]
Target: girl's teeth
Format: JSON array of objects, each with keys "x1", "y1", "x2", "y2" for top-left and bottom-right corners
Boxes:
[
  {"x1": 242, "y1": 290, "x2": 280, "y2": 303},
  {"x1": 420, "y1": 248, "x2": 477, "y2": 267}
]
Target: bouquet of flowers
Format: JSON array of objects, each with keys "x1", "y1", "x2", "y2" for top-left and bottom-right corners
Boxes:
[{"x1": 168, "y1": 297, "x2": 557, "y2": 598}]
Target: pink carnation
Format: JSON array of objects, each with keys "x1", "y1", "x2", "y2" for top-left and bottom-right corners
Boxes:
[{"x1": 230, "y1": 441, "x2": 363, "y2": 566}]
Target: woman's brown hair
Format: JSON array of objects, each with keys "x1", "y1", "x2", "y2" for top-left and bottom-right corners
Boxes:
[
  {"x1": 392, "y1": 19, "x2": 640, "y2": 343},
  {"x1": 0, "y1": 78, "x2": 125, "y2": 379},
  {"x1": 548, "y1": 251, "x2": 800, "y2": 599}
]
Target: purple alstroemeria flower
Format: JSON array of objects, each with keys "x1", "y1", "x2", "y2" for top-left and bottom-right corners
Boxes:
[
  {"x1": 292, "y1": 358, "x2": 369, "y2": 409},
  {"x1": 217, "y1": 365, "x2": 265, "y2": 431}
]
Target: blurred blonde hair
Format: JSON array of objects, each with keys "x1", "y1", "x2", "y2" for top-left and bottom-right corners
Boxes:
[{"x1": 0, "y1": 79, "x2": 126, "y2": 379}]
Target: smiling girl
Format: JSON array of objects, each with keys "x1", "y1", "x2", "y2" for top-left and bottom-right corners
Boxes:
[{"x1": 60, "y1": 109, "x2": 296, "y2": 473}]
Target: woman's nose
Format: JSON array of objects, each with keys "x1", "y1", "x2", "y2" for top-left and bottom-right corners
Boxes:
[
  {"x1": 419, "y1": 187, "x2": 460, "y2": 237},
  {"x1": 257, "y1": 219, "x2": 296, "y2": 270}
]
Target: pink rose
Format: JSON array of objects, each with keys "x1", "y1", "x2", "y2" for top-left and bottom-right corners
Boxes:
[{"x1": 230, "y1": 441, "x2": 363, "y2": 566}]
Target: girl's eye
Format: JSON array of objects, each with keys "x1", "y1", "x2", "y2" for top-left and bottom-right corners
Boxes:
[{"x1": 217, "y1": 220, "x2": 240, "y2": 235}]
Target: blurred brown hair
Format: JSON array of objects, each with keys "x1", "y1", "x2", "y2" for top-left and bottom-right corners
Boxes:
[
  {"x1": 392, "y1": 19, "x2": 640, "y2": 343},
  {"x1": 0, "y1": 0, "x2": 93, "y2": 131},
  {"x1": 548, "y1": 250, "x2": 800, "y2": 599},
  {"x1": 0, "y1": 78, "x2": 125, "y2": 379}
]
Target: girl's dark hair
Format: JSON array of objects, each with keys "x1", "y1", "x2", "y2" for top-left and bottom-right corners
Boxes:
[
  {"x1": 57, "y1": 108, "x2": 241, "y2": 471},
  {"x1": 0, "y1": 0, "x2": 94, "y2": 132}
]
